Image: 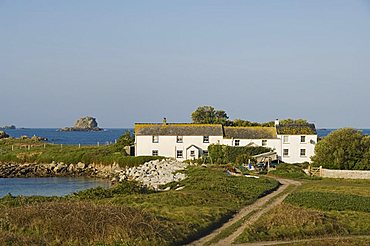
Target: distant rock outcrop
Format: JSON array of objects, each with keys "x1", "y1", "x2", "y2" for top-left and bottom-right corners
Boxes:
[
  {"x1": 59, "y1": 116, "x2": 103, "y2": 131},
  {"x1": 0, "y1": 131, "x2": 9, "y2": 139},
  {"x1": 0, "y1": 125, "x2": 16, "y2": 130}
]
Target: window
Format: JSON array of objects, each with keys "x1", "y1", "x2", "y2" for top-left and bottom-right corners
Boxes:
[
  {"x1": 203, "y1": 150, "x2": 209, "y2": 156},
  {"x1": 190, "y1": 150, "x2": 195, "y2": 157},
  {"x1": 176, "y1": 136, "x2": 183, "y2": 143},
  {"x1": 283, "y1": 136, "x2": 289, "y2": 143},
  {"x1": 300, "y1": 149, "x2": 306, "y2": 157},
  {"x1": 301, "y1": 136, "x2": 306, "y2": 143},
  {"x1": 152, "y1": 136, "x2": 159, "y2": 143},
  {"x1": 283, "y1": 149, "x2": 289, "y2": 157},
  {"x1": 262, "y1": 139, "x2": 267, "y2": 146},
  {"x1": 203, "y1": 136, "x2": 209, "y2": 143},
  {"x1": 176, "y1": 150, "x2": 183, "y2": 158},
  {"x1": 235, "y1": 139, "x2": 240, "y2": 146},
  {"x1": 152, "y1": 150, "x2": 158, "y2": 156}
]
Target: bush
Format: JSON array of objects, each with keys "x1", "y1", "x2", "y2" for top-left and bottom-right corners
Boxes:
[
  {"x1": 208, "y1": 144, "x2": 270, "y2": 164},
  {"x1": 312, "y1": 128, "x2": 370, "y2": 170}
]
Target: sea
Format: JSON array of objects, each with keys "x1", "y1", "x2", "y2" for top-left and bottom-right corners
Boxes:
[{"x1": 3, "y1": 128, "x2": 132, "y2": 145}]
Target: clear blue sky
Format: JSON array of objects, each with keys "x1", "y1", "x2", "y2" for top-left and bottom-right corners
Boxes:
[{"x1": 1, "y1": 0, "x2": 369, "y2": 128}]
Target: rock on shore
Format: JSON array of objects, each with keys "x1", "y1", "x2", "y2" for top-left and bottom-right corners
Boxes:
[
  {"x1": 113, "y1": 159, "x2": 188, "y2": 190},
  {"x1": 59, "y1": 116, "x2": 103, "y2": 131},
  {"x1": 0, "y1": 159, "x2": 189, "y2": 190},
  {"x1": 0, "y1": 131, "x2": 9, "y2": 139}
]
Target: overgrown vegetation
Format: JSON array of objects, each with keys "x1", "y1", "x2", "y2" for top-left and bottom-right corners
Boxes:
[
  {"x1": 269, "y1": 163, "x2": 320, "y2": 180},
  {"x1": 0, "y1": 166, "x2": 279, "y2": 245},
  {"x1": 235, "y1": 178, "x2": 370, "y2": 244},
  {"x1": 312, "y1": 128, "x2": 370, "y2": 170},
  {"x1": 208, "y1": 144, "x2": 270, "y2": 164},
  {"x1": 0, "y1": 138, "x2": 161, "y2": 167}
]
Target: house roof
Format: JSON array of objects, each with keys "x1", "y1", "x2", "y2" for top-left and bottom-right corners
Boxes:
[
  {"x1": 224, "y1": 127, "x2": 277, "y2": 139},
  {"x1": 135, "y1": 123, "x2": 224, "y2": 136},
  {"x1": 276, "y1": 124, "x2": 317, "y2": 135}
]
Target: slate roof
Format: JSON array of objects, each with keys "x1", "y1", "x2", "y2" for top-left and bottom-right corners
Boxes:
[
  {"x1": 224, "y1": 127, "x2": 277, "y2": 139},
  {"x1": 276, "y1": 124, "x2": 317, "y2": 135},
  {"x1": 135, "y1": 123, "x2": 224, "y2": 136}
]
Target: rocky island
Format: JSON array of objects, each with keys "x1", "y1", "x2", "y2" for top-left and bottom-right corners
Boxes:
[
  {"x1": 0, "y1": 131, "x2": 9, "y2": 139},
  {"x1": 59, "y1": 116, "x2": 103, "y2": 131},
  {"x1": 0, "y1": 125, "x2": 16, "y2": 129}
]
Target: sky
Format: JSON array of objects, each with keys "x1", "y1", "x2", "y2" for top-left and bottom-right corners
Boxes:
[{"x1": 1, "y1": 0, "x2": 370, "y2": 128}]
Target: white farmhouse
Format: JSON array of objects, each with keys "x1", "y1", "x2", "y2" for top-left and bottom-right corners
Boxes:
[{"x1": 134, "y1": 119, "x2": 317, "y2": 164}]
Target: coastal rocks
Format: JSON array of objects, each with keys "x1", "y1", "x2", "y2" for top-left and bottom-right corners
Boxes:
[
  {"x1": 114, "y1": 159, "x2": 188, "y2": 190},
  {"x1": 59, "y1": 116, "x2": 103, "y2": 132},
  {"x1": 0, "y1": 162, "x2": 115, "y2": 178},
  {"x1": 0, "y1": 125, "x2": 16, "y2": 130},
  {"x1": 0, "y1": 131, "x2": 9, "y2": 139}
]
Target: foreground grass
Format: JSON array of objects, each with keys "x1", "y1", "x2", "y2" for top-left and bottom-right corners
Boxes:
[
  {"x1": 0, "y1": 138, "x2": 162, "y2": 167},
  {"x1": 0, "y1": 166, "x2": 279, "y2": 245},
  {"x1": 269, "y1": 163, "x2": 321, "y2": 180},
  {"x1": 235, "y1": 178, "x2": 370, "y2": 244}
]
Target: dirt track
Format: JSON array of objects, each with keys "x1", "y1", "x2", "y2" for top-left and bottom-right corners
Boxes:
[{"x1": 189, "y1": 178, "x2": 301, "y2": 246}]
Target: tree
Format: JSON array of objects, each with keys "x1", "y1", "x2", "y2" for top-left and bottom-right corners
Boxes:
[
  {"x1": 312, "y1": 128, "x2": 369, "y2": 170},
  {"x1": 191, "y1": 106, "x2": 229, "y2": 124},
  {"x1": 116, "y1": 130, "x2": 134, "y2": 147}
]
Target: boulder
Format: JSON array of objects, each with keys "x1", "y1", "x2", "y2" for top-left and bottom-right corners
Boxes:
[{"x1": 0, "y1": 131, "x2": 9, "y2": 139}]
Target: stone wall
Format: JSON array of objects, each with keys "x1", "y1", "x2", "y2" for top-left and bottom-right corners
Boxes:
[{"x1": 321, "y1": 168, "x2": 370, "y2": 179}]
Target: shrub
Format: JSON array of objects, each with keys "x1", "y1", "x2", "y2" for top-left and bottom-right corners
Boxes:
[{"x1": 208, "y1": 144, "x2": 270, "y2": 164}]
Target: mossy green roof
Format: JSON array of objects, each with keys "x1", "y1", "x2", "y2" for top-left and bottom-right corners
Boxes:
[
  {"x1": 224, "y1": 127, "x2": 277, "y2": 139},
  {"x1": 135, "y1": 123, "x2": 224, "y2": 136},
  {"x1": 276, "y1": 124, "x2": 317, "y2": 135}
]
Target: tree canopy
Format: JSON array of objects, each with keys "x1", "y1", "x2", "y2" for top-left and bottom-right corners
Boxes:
[
  {"x1": 312, "y1": 128, "x2": 370, "y2": 170},
  {"x1": 191, "y1": 106, "x2": 229, "y2": 125}
]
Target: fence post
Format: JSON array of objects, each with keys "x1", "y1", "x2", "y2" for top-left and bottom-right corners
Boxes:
[
  {"x1": 61, "y1": 144, "x2": 63, "y2": 150},
  {"x1": 97, "y1": 142, "x2": 100, "y2": 147},
  {"x1": 79, "y1": 144, "x2": 81, "y2": 149},
  {"x1": 12, "y1": 145, "x2": 14, "y2": 151},
  {"x1": 28, "y1": 145, "x2": 30, "y2": 151},
  {"x1": 44, "y1": 144, "x2": 46, "y2": 149}
]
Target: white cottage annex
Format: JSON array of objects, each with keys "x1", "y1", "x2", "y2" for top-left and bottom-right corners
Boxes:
[{"x1": 135, "y1": 119, "x2": 317, "y2": 164}]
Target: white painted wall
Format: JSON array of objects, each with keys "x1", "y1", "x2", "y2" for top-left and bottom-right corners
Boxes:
[
  {"x1": 136, "y1": 134, "x2": 317, "y2": 163},
  {"x1": 135, "y1": 135, "x2": 223, "y2": 160},
  {"x1": 278, "y1": 134, "x2": 317, "y2": 163}
]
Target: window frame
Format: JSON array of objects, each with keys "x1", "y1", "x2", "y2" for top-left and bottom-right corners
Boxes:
[
  {"x1": 262, "y1": 139, "x2": 267, "y2": 146},
  {"x1": 283, "y1": 136, "x2": 289, "y2": 143},
  {"x1": 176, "y1": 150, "x2": 183, "y2": 158},
  {"x1": 300, "y1": 148, "x2": 306, "y2": 157},
  {"x1": 152, "y1": 135, "x2": 159, "y2": 143},
  {"x1": 152, "y1": 150, "x2": 158, "y2": 156},
  {"x1": 190, "y1": 150, "x2": 195, "y2": 157},
  {"x1": 234, "y1": 139, "x2": 240, "y2": 146},
  {"x1": 176, "y1": 136, "x2": 183, "y2": 143},
  {"x1": 203, "y1": 136, "x2": 209, "y2": 143},
  {"x1": 283, "y1": 148, "x2": 289, "y2": 157},
  {"x1": 301, "y1": 136, "x2": 306, "y2": 143}
]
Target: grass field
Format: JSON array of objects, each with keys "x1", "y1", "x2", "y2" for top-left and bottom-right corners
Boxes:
[
  {"x1": 235, "y1": 178, "x2": 370, "y2": 244},
  {"x1": 0, "y1": 166, "x2": 279, "y2": 245},
  {"x1": 0, "y1": 138, "x2": 162, "y2": 167}
]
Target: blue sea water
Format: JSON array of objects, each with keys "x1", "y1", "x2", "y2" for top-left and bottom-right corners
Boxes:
[
  {"x1": 0, "y1": 177, "x2": 110, "y2": 197},
  {"x1": 316, "y1": 129, "x2": 370, "y2": 138},
  {"x1": 3, "y1": 128, "x2": 132, "y2": 145}
]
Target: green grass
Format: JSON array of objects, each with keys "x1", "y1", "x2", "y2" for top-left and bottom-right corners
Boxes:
[
  {"x1": 0, "y1": 138, "x2": 162, "y2": 167},
  {"x1": 0, "y1": 166, "x2": 279, "y2": 245},
  {"x1": 269, "y1": 163, "x2": 321, "y2": 180},
  {"x1": 234, "y1": 178, "x2": 370, "y2": 244}
]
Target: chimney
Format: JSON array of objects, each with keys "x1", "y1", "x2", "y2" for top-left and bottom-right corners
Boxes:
[
  {"x1": 163, "y1": 117, "x2": 167, "y2": 125},
  {"x1": 274, "y1": 119, "x2": 279, "y2": 126}
]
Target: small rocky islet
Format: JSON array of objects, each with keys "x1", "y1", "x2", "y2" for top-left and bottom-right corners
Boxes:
[{"x1": 59, "y1": 116, "x2": 103, "y2": 132}]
